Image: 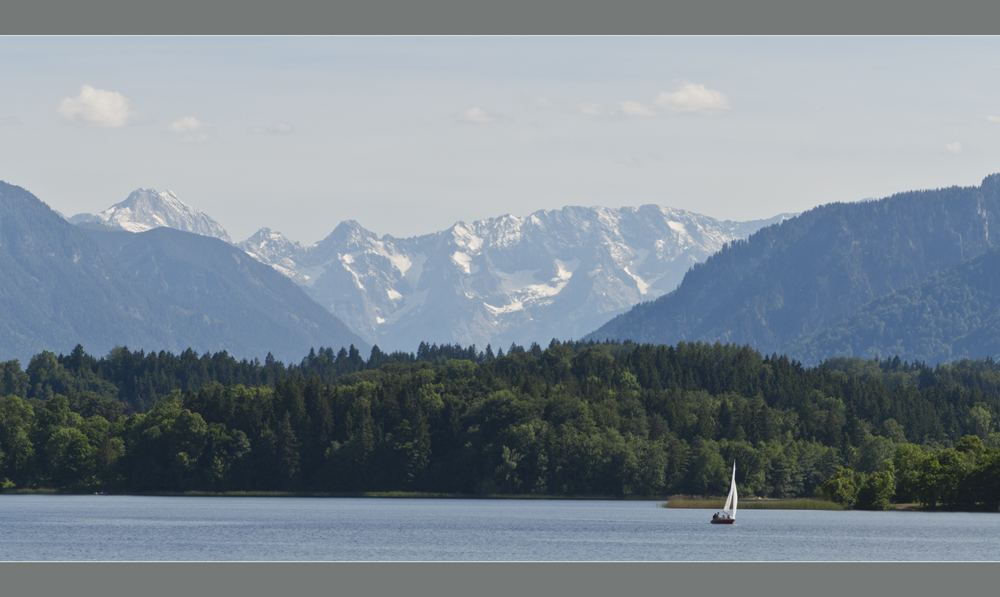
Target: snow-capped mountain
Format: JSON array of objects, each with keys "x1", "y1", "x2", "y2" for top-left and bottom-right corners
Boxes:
[
  {"x1": 240, "y1": 227, "x2": 309, "y2": 284},
  {"x1": 240, "y1": 205, "x2": 794, "y2": 352},
  {"x1": 70, "y1": 188, "x2": 233, "y2": 243}
]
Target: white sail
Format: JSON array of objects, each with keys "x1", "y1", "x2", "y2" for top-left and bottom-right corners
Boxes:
[
  {"x1": 731, "y1": 461, "x2": 738, "y2": 518},
  {"x1": 722, "y1": 461, "x2": 737, "y2": 518}
]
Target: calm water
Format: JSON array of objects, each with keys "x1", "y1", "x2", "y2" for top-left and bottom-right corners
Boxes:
[{"x1": 0, "y1": 495, "x2": 997, "y2": 561}]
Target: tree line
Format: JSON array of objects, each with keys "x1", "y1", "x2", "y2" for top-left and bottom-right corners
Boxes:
[{"x1": 2, "y1": 340, "x2": 999, "y2": 508}]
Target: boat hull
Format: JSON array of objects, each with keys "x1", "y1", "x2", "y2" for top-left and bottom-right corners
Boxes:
[{"x1": 710, "y1": 518, "x2": 735, "y2": 524}]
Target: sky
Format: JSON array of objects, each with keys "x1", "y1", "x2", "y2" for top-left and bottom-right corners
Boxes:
[{"x1": 2, "y1": 36, "x2": 1000, "y2": 244}]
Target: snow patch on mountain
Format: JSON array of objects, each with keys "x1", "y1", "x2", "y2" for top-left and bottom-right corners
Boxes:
[{"x1": 452, "y1": 251, "x2": 474, "y2": 274}]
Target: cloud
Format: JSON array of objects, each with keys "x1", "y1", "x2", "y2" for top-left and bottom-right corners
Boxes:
[
  {"x1": 654, "y1": 83, "x2": 731, "y2": 114},
  {"x1": 168, "y1": 116, "x2": 207, "y2": 133},
  {"x1": 456, "y1": 107, "x2": 495, "y2": 123},
  {"x1": 249, "y1": 123, "x2": 295, "y2": 134},
  {"x1": 536, "y1": 97, "x2": 556, "y2": 109},
  {"x1": 946, "y1": 141, "x2": 962, "y2": 154},
  {"x1": 620, "y1": 101, "x2": 657, "y2": 117},
  {"x1": 574, "y1": 102, "x2": 605, "y2": 117},
  {"x1": 57, "y1": 85, "x2": 139, "y2": 128},
  {"x1": 989, "y1": 115, "x2": 1000, "y2": 123},
  {"x1": 0, "y1": 116, "x2": 20, "y2": 126},
  {"x1": 167, "y1": 116, "x2": 211, "y2": 143}
]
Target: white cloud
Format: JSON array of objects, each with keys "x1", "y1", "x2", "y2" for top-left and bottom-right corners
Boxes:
[
  {"x1": 946, "y1": 141, "x2": 962, "y2": 154},
  {"x1": 167, "y1": 116, "x2": 211, "y2": 143},
  {"x1": 0, "y1": 116, "x2": 20, "y2": 126},
  {"x1": 167, "y1": 116, "x2": 207, "y2": 133},
  {"x1": 655, "y1": 83, "x2": 731, "y2": 114},
  {"x1": 57, "y1": 85, "x2": 138, "y2": 128},
  {"x1": 988, "y1": 115, "x2": 1000, "y2": 123},
  {"x1": 574, "y1": 102, "x2": 605, "y2": 117},
  {"x1": 249, "y1": 123, "x2": 295, "y2": 134},
  {"x1": 457, "y1": 107, "x2": 495, "y2": 123},
  {"x1": 620, "y1": 101, "x2": 657, "y2": 117}
]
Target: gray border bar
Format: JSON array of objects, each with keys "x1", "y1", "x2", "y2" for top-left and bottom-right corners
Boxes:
[
  {"x1": 0, "y1": 562, "x2": 989, "y2": 597},
  {"x1": 4, "y1": 0, "x2": 1000, "y2": 34}
]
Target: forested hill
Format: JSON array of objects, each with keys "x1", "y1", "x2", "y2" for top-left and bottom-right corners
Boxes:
[
  {"x1": 0, "y1": 180, "x2": 366, "y2": 363},
  {"x1": 0, "y1": 181, "x2": 179, "y2": 362},
  {"x1": 587, "y1": 174, "x2": 1000, "y2": 364},
  {"x1": 2, "y1": 340, "x2": 1000, "y2": 502},
  {"x1": 80, "y1": 225, "x2": 368, "y2": 364},
  {"x1": 787, "y1": 247, "x2": 1000, "y2": 365}
]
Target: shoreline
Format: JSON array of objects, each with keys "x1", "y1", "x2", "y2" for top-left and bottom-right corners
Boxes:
[
  {"x1": 0, "y1": 488, "x2": 670, "y2": 501},
  {"x1": 0, "y1": 490, "x2": 984, "y2": 511},
  {"x1": 664, "y1": 496, "x2": 844, "y2": 511}
]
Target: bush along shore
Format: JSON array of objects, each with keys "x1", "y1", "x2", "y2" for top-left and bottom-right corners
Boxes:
[{"x1": 2, "y1": 341, "x2": 1000, "y2": 510}]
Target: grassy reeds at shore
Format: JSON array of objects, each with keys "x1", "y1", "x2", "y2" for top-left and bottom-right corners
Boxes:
[
  {"x1": 1, "y1": 488, "x2": 59, "y2": 495},
  {"x1": 662, "y1": 495, "x2": 845, "y2": 510}
]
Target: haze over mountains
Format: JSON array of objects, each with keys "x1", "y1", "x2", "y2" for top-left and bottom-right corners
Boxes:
[
  {"x1": 0, "y1": 180, "x2": 365, "y2": 364},
  {"x1": 589, "y1": 174, "x2": 1000, "y2": 365}
]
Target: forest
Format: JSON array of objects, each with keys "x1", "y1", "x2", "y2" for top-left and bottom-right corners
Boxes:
[{"x1": 2, "y1": 340, "x2": 1000, "y2": 510}]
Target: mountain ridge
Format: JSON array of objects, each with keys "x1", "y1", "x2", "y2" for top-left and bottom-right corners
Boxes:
[
  {"x1": 586, "y1": 174, "x2": 1000, "y2": 364},
  {"x1": 786, "y1": 246, "x2": 1000, "y2": 365},
  {"x1": 0, "y1": 180, "x2": 366, "y2": 364}
]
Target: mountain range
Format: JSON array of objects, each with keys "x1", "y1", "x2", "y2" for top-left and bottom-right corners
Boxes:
[
  {"x1": 48, "y1": 173, "x2": 1000, "y2": 366},
  {"x1": 0, "y1": 180, "x2": 366, "y2": 365},
  {"x1": 238, "y1": 207, "x2": 793, "y2": 352},
  {"x1": 65, "y1": 186, "x2": 792, "y2": 352}
]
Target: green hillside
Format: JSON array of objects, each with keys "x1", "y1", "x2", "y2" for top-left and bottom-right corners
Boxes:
[
  {"x1": 588, "y1": 175, "x2": 1000, "y2": 365},
  {"x1": 788, "y1": 247, "x2": 1000, "y2": 365}
]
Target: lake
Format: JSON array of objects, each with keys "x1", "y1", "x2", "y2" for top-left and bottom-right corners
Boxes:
[{"x1": 1, "y1": 495, "x2": 997, "y2": 561}]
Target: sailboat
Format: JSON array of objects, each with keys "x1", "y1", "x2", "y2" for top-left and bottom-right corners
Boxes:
[{"x1": 710, "y1": 461, "x2": 737, "y2": 524}]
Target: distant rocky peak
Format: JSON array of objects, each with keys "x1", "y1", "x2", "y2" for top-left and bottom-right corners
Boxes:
[
  {"x1": 317, "y1": 220, "x2": 379, "y2": 250},
  {"x1": 238, "y1": 227, "x2": 310, "y2": 285},
  {"x1": 241, "y1": 227, "x2": 304, "y2": 255},
  {"x1": 71, "y1": 187, "x2": 233, "y2": 243}
]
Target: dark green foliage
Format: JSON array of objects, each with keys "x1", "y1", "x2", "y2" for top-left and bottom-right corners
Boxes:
[
  {"x1": 1, "y1": 340, "x2": 1000, "y2": 504},
  {"x1": 821, "y1": 467, "x2": 862, "y2": 505},
  {"x1": 828, "y1": 434, "x2": 1000, "y2": 510},
  {"x1": 854, "y1": 470, "x2": 895, "y2": 510}
]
